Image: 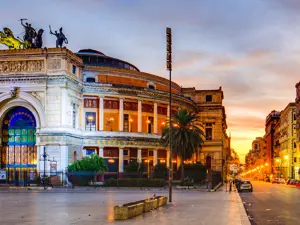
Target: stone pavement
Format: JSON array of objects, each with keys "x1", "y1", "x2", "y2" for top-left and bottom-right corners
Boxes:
[{"x1": 0, "y1": 186, "x2": 250, "y2": 225}]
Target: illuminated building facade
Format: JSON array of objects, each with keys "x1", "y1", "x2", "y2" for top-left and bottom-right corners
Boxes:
[{"x1": 0, "y1": 48, "x2": 229, "y2": 183}]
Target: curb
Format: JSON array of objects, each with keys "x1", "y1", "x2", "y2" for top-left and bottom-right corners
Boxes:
[{"x1": 235, "y1": 189, "x2": 251, "y2": 225}]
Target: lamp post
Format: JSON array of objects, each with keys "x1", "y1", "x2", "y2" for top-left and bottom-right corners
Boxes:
[
  {"x1": 88, "y1": 115, "x2": 94, "y2": 131},
  {"x1": 166, "y1": 27, "x2": 173, "y2": 203}
]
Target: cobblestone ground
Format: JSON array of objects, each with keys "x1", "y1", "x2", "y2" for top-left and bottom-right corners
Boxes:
[{"x1": 0, "y1": 188, "x2": 249, "y2": 225}]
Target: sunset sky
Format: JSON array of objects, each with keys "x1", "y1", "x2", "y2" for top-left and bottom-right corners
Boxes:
[{"x1": 2, "y1": 0, "x2": 300, "y2": 162}]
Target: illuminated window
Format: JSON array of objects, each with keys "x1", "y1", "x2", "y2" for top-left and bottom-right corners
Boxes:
[
  {"x1": 85, "y1": 112, "x2": 96, "y2": 131},
  {"x1": 205, "y1": 123, "x2": 213, "y2": 140}
]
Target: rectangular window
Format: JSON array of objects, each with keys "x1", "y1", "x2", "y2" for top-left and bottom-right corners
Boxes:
[
  {"x1": 123, "y1": 150, "x2": 129, "y2": 156},
  {"x1": 294, "y1": 113, "x2": 296, "y2": 121},
  {"x1": 149, "y1": 151, "x2": 154, "y2": 156},
  {"x1": 124, "y1": 114, "x2": 129, "y2": 132},
  {"x1": 205, "y1": 127, "x2": 212, "y2": 140},
  {"x1": 147, "y1": 117, "x2": 154, "y2": 134},
  {"x1": 72, "y1": 65, "x2": 76, "y2": 75},
  {"x1": 294, "y1": 157, "x2": 297, "y2": 163},
  {"x1": 206, "y1": 95, "x2": 212, "y2": 102},
  {"x1": 72, "y1": 103, "x2": 76, "y2": 129},
  {"x1": 85, "y1": 112, "x2": 96, "y2": 131}
]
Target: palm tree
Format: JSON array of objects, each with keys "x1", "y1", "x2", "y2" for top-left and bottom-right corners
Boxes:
[{"x1": 161, "y1": 108, "x2": 204, "y2": 181}]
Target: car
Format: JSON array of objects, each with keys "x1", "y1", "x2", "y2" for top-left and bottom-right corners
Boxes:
[
  {"x1": 239, "y1": 180, "x2": 253, "y2": 192},
  {"x1": 272, "y1": 178, "x2": 280, "y2": 184}
]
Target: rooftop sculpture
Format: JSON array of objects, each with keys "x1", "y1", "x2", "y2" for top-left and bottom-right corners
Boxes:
[{"x1": 0, "y1": 19, "x2": 68, "y2": 49}]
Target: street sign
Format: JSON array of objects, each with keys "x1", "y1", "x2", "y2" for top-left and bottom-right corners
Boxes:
[{"x1": 0, "y1": 170, "x2": 6, "y2": 180}]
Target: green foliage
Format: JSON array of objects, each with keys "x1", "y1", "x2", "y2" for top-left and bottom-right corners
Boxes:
[
  {"x1": 67, "y1": 154, "x2": 108, "y2": 172},
  {"x1": 161, "y1": 108, "x2": 204, "y2": 161},
  {"x1": 124, "y1": 161, "x2": 145, "y2": 173},
  {"x1": 153, "y1": 163, "x2": 168, "y2": 179},
  {"x1": 104, "y1": 178, "x2": 165, "y2": 187}
]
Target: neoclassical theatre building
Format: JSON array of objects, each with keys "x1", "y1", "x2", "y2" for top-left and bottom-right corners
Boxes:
[{"x1": 0, "y1": 48, "x2": 230, "y2": 183}]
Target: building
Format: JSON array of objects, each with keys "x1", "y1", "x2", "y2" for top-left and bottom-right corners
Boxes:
[
  {"x1": 0, "y1": 48, "x2": 229, "y2": 184},
  {"x1": 265, "y1": 110, "x2": 280, "y2": 175},
  {"x1": 182, "y1": 87, "x2": 230, "y2": 179},
  {"x1": 278, "y1": 103, "x2": 296, "y2": 179},
  {"x1": 244, "y1": 137, "x2": 266, "y2": 179},
  {"x1": 295, "y1": 83, "x2": 300, "y2": 179}
]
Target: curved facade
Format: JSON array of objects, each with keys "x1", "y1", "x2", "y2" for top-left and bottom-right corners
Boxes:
[{"x1": 0, "y1": 47, "x2": 228, "y2": 184}]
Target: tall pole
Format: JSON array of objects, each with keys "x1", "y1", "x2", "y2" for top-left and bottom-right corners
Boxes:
[{"x1": 166, "y1": 27, "x2": 172, "y2": 203}]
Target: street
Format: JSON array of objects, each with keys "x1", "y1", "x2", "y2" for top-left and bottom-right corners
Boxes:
[
  {"x1": 239, "y1": 181, "x2": 300, "y2": 225},
  {"x1": 0, "y1": 187, "x2": 248, "y2": 225}
]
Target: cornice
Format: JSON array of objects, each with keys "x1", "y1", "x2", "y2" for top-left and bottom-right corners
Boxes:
[
  {"x1": 83, "y1": 83, "x2": 198, "y2": 110},
  {"x1": 84, "y1": 66, "x2": 181, "y2": 91}
]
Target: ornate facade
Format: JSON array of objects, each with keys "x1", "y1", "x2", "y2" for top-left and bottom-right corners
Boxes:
[{"x1": 0, "y1": 48, "x2": 229, "y2": 183}]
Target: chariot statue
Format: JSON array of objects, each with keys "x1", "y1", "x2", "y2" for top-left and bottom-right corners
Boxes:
[
  {"x1": 0, "y1": 27, "x2": 29, "y2": 49},
  {"x1": 0, "y1": 19, "x2": 44, "y2": 49}
]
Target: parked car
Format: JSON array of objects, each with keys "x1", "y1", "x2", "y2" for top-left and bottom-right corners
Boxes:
[
  {"x1": 238, "y1": 180, "x2": 253, "y2": 192},
  {"x1": 272, "y1": 178, "x2": 280, "y2": 184}
]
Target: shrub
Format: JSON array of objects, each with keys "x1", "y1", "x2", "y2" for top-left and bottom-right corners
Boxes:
[
  {"x1": 124, "y1": 161, "x2": 145, "y2": 173},
  {"x1": 67, "y1": 154, "x2": 108, "y2": 172},
  {"x1": 153, "y1": 163, "x2": 168, "y2": 179},
  {"x1": 104, "y1": 178, "x2": 165, "y2": 187}
]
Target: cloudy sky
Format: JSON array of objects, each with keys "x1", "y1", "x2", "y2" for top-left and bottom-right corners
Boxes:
[{"x1": 2, "y1": 0, "x2": 300, "y2": 162}]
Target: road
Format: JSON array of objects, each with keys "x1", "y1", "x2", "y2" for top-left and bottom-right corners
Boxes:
[
  {"x1": 239, "y1": 181, "x2": 300, "y2": 225},
  {"x1": 0, "y1": 188, "x2": 247, "y2": 225}
]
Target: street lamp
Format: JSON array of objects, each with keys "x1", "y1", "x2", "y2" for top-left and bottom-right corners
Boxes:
[{"x1": 88, "y1": 115, "x2": 94, "y2": 131}]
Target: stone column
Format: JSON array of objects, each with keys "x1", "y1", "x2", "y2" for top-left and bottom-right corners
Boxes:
[
  {"x1": 60, "y1": 146, "x2": 69, "y2": 171},
  {"x1": 166, "y1": 149, "x2": 170, "y2": 167},
  {"x1": 153, "y1": 149, "x2": 158, "y2": 166},
  {"x1": 119, "y1": 148, "x2": 124, "y2": 173},
  {"x1": 154, "y1": 102, "x2": 158, "y2": 134},
  {"x1": 138, "y1": 100, "x2": 142, "y2": 132},
  {"x1": 99, "y1": 147, "x2": 104, "y2": 158},
  {"x1": 37, "y1": 145, "x2": 43, "y2": 172},
  {"x1": 119, "y1": 98, "x2": 124, "y2": 131},
  {"x1": 167, "y1": 104, "x2": 170, "y2": 118},
  {"x1": 100, "y1": 97, "x2": 104, "y2": 130},
  {"x1": 137, "y1": 149, "x2": 142, "y2": 163}
]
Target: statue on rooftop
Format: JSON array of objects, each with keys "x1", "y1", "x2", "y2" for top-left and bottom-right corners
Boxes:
[
  {"x1": 20, "y1": 18, "x2": 44, "y2": 48},
  {"x1": 0, "y1": 27, "x2": 29, "y2": 49},
  {"x1": 49, "y1": 26, "x2": 68, "y2": 48},
  {"x1": 20, "y1": 18, "x2": 36, "y2": 46}
]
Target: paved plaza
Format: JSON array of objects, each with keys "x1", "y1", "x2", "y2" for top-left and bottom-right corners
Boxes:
[{"x1": 0, "y1": 186, "x2": 250, "y2": 225}]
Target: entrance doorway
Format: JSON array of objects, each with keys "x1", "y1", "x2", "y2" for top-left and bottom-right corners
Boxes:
[
  {"x1": 0, "y1": 107, "x2": 37, "y2": 185},
  {"x1": 206, "y1": 156, "x2": 212, "y2": 170}
]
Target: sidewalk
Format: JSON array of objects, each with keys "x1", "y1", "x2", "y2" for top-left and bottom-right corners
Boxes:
[{"x1": 0, "y1": 185, "x2": 250, "y2": 225}]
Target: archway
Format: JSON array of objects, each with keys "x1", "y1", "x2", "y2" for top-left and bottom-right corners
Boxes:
[
  {"x1": 206, "y1": 156, "x2": 212, "y2": 170},
  {"x1": 1, "y1": 107, "x2": 37, "y2": 184}
]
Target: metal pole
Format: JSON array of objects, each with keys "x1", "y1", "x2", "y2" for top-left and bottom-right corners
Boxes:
[
  {"x1": 169, "y1": 69, "x2": 172, "y2": 202},
  {"x1": 166, "y1": 27, "x2": 172, "y2": 203}
]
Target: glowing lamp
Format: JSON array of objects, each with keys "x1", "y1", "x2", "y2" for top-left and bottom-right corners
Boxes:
[{"x1": 108, "y1": 158, "x2": 115, "y2": 163}]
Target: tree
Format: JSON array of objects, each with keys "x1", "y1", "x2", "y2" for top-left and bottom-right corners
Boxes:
[
  {"x1": 161, "y1": 108, "x2": 204, "y2": 181},
  {"x1": 67, "y1": 154, "x2": 108, "y2": 172}
]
